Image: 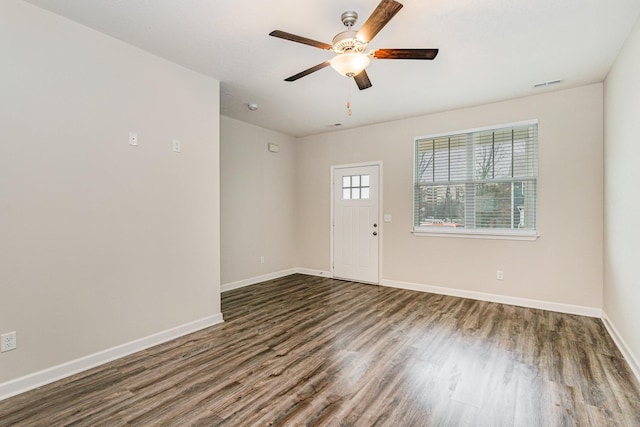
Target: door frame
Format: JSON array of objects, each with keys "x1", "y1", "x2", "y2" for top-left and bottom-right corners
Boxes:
[{"x1": 330, "y1": 161, "x2": 383, "y2": 284}]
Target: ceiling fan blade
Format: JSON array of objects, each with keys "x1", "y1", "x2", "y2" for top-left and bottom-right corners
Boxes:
[
  {"x1": 373, "y1": 48, "x2": 439, "y2": 60},
  {"x1": 269, "y1": 30, "x2": 332, "y2": 50},
  {"x1": 284, "y1": 61, "x2": 331, "y2": 82},
  {"x1": 356, "y1": 0, "x2": 404, "y2": 43},
  {"x1": 353, "y1": 70, "x2": 373, "y2": 90}
]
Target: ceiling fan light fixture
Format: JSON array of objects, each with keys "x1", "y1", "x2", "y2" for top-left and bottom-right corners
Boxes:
[
  {"x1": 269, "y1": 0, "x2": 439, "y2": 89},
  {"x1": 330, "y1": 52, "x2": 370, "y2": 77}
]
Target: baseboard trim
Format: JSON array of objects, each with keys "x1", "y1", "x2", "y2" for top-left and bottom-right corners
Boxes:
[
  {"x1": 221, "y1": 269, "x2": 333, "y2": 292},
  {"x1": 0, "y1": 313, "x2": 224, "y2": 401},
  {"x1": 381, "y1": 279, "x2": 602, "y2": 318},
  {"x1": 294, "y1": 268, "x2": 332, "y2": 278},
  {"x1": 221, "y1": 269, "x2": 297, "y2": 292},
  {"x1": 601, "y1": 311, "x2": 640, "y2": 385}
]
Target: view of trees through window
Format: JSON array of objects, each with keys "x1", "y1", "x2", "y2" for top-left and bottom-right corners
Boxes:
[{"x1": 414, "y1": 123, "x2": 537, "y2": 233}]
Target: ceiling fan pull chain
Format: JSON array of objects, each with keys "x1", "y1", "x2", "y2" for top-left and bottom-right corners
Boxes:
[{"x1": 346, "y1": 78, "x2": 353, "y2": 116}]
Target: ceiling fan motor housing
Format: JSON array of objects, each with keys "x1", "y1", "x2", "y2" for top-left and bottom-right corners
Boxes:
[
  {"x1": 333, "y1": 11, "x2": 367, "y2": 54},
  {"x1": 332, "y1": 30, "x2": 367, "y2": 53}
]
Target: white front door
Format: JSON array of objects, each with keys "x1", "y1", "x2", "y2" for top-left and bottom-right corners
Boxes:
[{"x1": 333, "y1": 164, "x2": 380, "y2": 283}]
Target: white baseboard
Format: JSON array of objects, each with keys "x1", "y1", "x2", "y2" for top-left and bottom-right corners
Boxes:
[
  {"x1": 0, "y1": 313, "x2": 224, "y2": 402},
  {"x1": 601, "y1": 311, "x2": 640, "y2": 385},
  {"x1": 294, "y1": 268, "x2": 332, "y2": 278},
  {"x1": 221, "y1": 268, "x2": 332, "y2": 292},
  {"x1": 381, "y1": 279, "x2": 602, "y2": 318},
  {"x1": 221, "y1": 268, "x2": 297, "y2": 292}
]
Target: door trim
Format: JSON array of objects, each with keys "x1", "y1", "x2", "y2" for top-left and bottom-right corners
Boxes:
[{"x1": 330, "y1": 161, "x2": 383, "y2": 284}]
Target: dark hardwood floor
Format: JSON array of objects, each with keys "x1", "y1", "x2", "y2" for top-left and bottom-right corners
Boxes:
[{"x1": 1, "y1": 274, "x2": 639, "y2": 426}]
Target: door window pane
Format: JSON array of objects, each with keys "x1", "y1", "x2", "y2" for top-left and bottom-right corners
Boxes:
[{"x1": 342, "y1": 174, "x2": 370, "y2": 200}]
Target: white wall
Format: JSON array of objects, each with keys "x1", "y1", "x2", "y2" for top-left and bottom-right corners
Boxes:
[
  {"x1": 220, "y1": 117, "x2": 297, "y2": 285},
  {"x1": 604, "y1": 16, "x2": 640, "y2": 373},
  {"x1": 296, "y1": 85, "x2": 604, "y2": 310},
  {"x1": 0, "y1": 0, "x2": 220, "y2": 384}
]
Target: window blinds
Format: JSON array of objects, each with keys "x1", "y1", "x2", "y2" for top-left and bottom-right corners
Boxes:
[{"x1": 414, "y1": 122, "x2": 538, "y2": 234}]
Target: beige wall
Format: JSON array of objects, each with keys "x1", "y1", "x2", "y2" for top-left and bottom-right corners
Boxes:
[
  {"x1": 296, "y1": 84, "x2": 604, "y2": 308},
  {"x1": 604, "y1": 17, "x2": 640, "y2": 368},
  {"x1": 220, "y1": 117, "x2": 297, "y2": 285},
  {"x1": 0, "y1": 0, "x2": 220, "y2": 383}
]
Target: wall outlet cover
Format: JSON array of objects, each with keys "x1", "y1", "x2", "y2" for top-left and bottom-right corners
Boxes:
[{"x1": 1, "y1": 331, "x2": 17, "y2": 352}]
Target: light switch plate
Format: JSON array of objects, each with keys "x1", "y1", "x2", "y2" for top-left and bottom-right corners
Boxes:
[
  {"x1": 129, "y1": 131, "x2": 138, "y2": 146},
  {"x1": 383, "y1": 214, "x2": 392, "y2": 223},
  {"x1": 268, "y1": 142, "x2": 280, "y2": 153}
]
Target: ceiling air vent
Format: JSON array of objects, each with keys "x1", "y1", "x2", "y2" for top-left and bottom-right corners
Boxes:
[{"x1": 533, "y1": 79, "x2": 562, "y2": 88}]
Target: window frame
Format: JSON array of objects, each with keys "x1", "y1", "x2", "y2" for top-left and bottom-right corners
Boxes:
[{"x1": 412, "y1": 119, "x2": 539, "y2": 241}]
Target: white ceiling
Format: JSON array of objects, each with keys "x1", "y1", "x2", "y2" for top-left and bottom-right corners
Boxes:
[{"x1": 23, "y1": 0, "x2": 640, "y2": 137}]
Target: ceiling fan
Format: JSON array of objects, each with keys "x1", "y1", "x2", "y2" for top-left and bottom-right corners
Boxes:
[{"x1": 269, "y1": 0, "x2": 439, "y2": 90}]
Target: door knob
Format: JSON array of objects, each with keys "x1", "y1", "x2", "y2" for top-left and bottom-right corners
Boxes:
[
  {"x1": 373, "y1": 223, "x2": 378, "y2": 227},
  {"x1": 373, "y1": 231, "x2": 378, "y2": 236}
]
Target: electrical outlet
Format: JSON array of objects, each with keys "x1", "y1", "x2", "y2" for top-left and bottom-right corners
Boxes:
[
  {"x1": 173, "y1": 139, "x2": 181, "y2": 153},
  {"x1": 1, "y1": 331, "x2": 17, "y2": 352},
  {"x1": 260, "y1": 256, "x2": 265, "y2": 264},
  {"x1": 497, "y1": 270, "x2": 504, "y2": 280}
]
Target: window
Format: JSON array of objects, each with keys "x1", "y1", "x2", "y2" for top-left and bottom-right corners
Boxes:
[
  {"x1": 413, "y1": 120, "x2": 538, "y2": 239},
  {"x1": 342, "y1": 175, "x2": 370, "y2": 200}
]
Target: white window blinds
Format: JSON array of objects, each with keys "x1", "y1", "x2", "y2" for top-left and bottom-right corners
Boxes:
[{"x1": 414, "y1": 121, "x2": 538, "y2": 236}]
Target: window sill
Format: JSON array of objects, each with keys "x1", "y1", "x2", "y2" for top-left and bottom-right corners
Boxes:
[{"x1": 412, "y1": 228, "x2": 539, "y2": 241}]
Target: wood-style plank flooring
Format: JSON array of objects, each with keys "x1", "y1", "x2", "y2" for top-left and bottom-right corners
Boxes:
[{"x1": 1, "y1": 274, "x2": 639, "y2": 426}]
